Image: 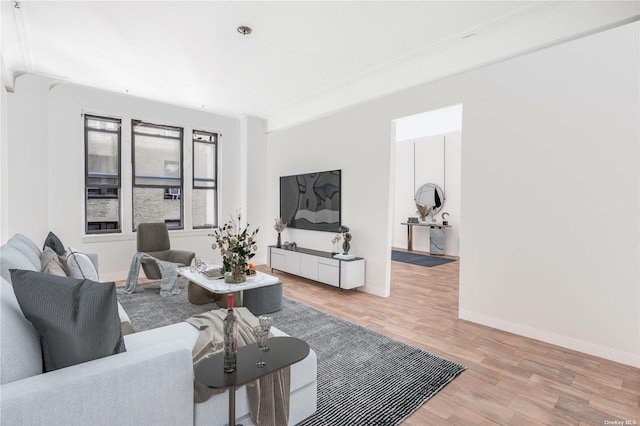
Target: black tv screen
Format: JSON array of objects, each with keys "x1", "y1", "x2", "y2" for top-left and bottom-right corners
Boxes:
[{"x1": 280, "y1": 170, "x2": 341, "y2": 232}]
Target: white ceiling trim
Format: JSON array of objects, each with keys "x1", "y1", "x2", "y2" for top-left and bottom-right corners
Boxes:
[
  {"x1": 259, "y1": 1, "x2": 547, "y2": 118},
  {"x1": 264, "y1": 1, "x2": 640, "y2": 132},
  {"x1": 2, "y1": 1, "x2": 639, "y2": 131}
]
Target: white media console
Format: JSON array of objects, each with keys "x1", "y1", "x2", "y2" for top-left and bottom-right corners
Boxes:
[{"x1": 268, "y1": 246, "x2": 365, "y2": 290}]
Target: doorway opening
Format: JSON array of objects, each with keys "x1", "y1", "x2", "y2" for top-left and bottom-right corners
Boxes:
[{"x1": 389, "y1": 104, "x2": 462, "y2": 270}]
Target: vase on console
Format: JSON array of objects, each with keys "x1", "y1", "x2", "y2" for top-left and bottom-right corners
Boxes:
[
  {"x1": 416, "y1": 204, "x2": 432, "y2": 223},
  {"x1": 274, "y1": 217, "x2": 286, "y2": 248}
]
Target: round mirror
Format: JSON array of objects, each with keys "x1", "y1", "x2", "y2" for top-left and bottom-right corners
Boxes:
[{"x1": 414, "y1": 183, "x2": 444, "y2": 217}]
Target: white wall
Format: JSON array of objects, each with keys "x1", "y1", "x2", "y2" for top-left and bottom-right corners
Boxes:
[
  {"x1": 392, "y1": 132, "x2": 461, "y2": 255},
  {"x1": 4, "y1": 77, "x2": 244, "y2": 280},
  {"x1": 267, "y1": 21, "x2": 640, "y2": 366},
  {"x1": 5, "y1": 74, "x2": 51, "y2": 243},
  {"x1": 244, "y1": 115, "x2": 270, "y2": 265},
  {"x1": 267, "y1": 106, "x2": 393, "y2": 297},
  {"x1": 457, "y1": 22, "x2": 640, "y2": 367},
  {"x1": 1, "y1": 64, "x2": 9, "y2": 243}
]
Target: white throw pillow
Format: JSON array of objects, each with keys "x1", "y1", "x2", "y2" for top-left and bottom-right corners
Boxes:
[{"x1": 65, "y1": 248, "x2": 99, "y2": 281}]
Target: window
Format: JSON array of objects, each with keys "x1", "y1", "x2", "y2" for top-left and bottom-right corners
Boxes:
[
  {"x1": 132, "y1": 120, "x2": 183, "y2": 231},
  {"x1": 192, "y1": 130, "x2": 218, "y2": 229},
  {"x1": 85, "y1": 115, "x2": 121, "y2": 234}
]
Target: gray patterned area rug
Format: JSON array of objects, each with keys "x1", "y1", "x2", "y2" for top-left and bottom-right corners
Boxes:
[
  {"x1": 117, "y1": 280, "x2": 466, "y2": 425},
  {"x1": 117, "y1": 278, "x2": 218, "y2": 331},
  {"x1": 271, "y1": 298, "x2": 466, "y2": 425}
]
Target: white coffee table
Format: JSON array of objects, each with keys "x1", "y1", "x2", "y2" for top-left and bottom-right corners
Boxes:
[
  {"x1": 177, "y1": 266, "x2": 283, "y2": 314},
  {"x1": 177, "y1": 266, "x2": 280, "y2": 293}
]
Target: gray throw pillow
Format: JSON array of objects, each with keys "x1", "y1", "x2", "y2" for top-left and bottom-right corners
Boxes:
[
  {"x1": 43, "y1": 232, "x2": 66, "y2": 256},
  {"x1": 9, "y1": 269, "x2": 126, "y2": 372}
]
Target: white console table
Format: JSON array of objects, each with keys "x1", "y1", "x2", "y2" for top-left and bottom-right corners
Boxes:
[{"x1": 268, "y1": 246, "x2": 365, "y2": 290}]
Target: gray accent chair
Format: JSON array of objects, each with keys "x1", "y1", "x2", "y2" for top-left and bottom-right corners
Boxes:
[{"x1": 137, "y1": 223, "x2": 195, "y2": 279}]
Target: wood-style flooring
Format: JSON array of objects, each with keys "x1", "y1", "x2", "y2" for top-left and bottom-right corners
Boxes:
[{"x1": 255, "y1": 249, "x2": 640, "y2": 425}]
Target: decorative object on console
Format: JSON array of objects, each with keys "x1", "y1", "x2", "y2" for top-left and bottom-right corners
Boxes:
[
  {"x1": 280, "y1": 241, "x2": 298, "y2": 251},
  {"x1": 441, "y1": 211, "x2": 450, "y2": 226},
  {"x1": 330, "y1": 233, "x2": 342, "y2": 254},
  {"x1": 273, "y1": 217, "x2": 287, "y2": 248},
  {"x1": 407, "y1": 217, "x2": 419, "y2": 224},
  {"x1": 211, "y1": 211, "x2": 259, "y2": 284},
  {"x1": 415, "y1": 204, "x2": 432, "y2": 222},
  {"x1": 339, "y1": 225, "x2": 351, "y2": 255}
]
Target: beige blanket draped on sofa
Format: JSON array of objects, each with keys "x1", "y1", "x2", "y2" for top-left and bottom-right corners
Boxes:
[{"x1": 186, "y1": 308, "x2": 290, "y2": 426}]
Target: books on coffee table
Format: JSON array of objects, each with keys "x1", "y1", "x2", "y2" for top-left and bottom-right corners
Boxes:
[{"x1": 202, "y1": 268, "x2": 224, "y2": 279}]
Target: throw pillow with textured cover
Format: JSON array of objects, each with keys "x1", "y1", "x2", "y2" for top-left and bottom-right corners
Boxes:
[
  {"x1": 9, "y1": 269, "x2": 126, "y2": 371},
  {"x1": 43, "y1": 231, "x2": 66, "y2": 256},
  {"x1": 41, "y1": 247, "x2": 67, "y2": 277},
  {"x1": 66, "y1": 247, "x2": 99, "y2": 281}
]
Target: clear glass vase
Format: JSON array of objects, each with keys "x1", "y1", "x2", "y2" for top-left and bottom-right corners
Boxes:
[{"x1": 224, "y1": 263, "x2": 246, "y2": 283}]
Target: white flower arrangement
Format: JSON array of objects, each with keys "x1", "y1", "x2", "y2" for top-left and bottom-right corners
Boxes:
[{"x1": 211, "y1": 212, "x2": 259, "y2": 275}]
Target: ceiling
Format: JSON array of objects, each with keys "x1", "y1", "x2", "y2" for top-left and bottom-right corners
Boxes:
[{"x1": 2, "y1": 1, "x2": 639, "y2": 131}]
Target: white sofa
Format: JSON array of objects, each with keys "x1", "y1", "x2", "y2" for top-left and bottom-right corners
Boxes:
[{"x1": 1, "y1": 233, "x2": 317, "y2": 426}]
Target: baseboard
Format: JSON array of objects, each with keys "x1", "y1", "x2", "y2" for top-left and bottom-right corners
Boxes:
[
  {"x1": 459, "y1": 309, "x2": 640, "y2": 368},
  {"x1": 100, "y1": 269, "x2": 139, "y2": 283}
]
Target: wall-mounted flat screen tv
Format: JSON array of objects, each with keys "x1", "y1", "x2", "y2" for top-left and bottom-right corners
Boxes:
[{"x1": 280, "y1": 169, "x2": 341, "y2": 232}]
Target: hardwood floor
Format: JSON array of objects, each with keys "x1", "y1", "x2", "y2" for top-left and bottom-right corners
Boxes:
[{"x1": 256, "y1": 250, "x2": 640, "y2": 425}]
